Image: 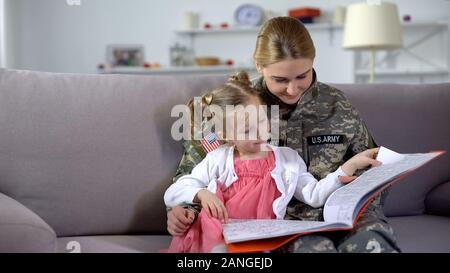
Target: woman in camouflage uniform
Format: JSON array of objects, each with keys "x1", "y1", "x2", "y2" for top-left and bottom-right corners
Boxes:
[{"x1": 166, "y1": 16, "x2": 400, "y2": 253}]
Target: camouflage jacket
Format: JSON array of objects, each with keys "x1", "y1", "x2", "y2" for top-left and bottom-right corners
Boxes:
[{"x1": 171, "y1": 70, "x2": 377, "y2": 220}]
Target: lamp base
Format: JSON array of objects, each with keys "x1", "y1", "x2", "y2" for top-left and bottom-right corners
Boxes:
[{"x1": 369, "y1": 48, "x2": 375, "y2": 83}]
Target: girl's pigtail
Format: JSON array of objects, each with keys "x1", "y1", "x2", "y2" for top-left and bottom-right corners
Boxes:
[
  {"x1": 227, "y1": 70, "x2": 252, "y2": 88},
  {"x1": 187, "y1": 92, "x2": 214, "y2": 139}
]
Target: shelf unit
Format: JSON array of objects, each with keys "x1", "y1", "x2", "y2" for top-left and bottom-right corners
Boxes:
[
  {"x1": 98, "y1": 65, "x2": 256, "y2": 75},
  {"x1": 176, "y1": 23, "x2": 343, "y2": 49},
  {"x1": 99, "y1": 21, "x2": 449, "y2": 82},
  {"x1": 175, "y1": 23, "x2": 342, "y2": 35},
  {"x1": 355, "y1": 68, "x2": 449, "y2": 76}
]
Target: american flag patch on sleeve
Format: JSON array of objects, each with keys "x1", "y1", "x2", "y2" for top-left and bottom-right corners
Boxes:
[{"x1": 200, "y1": 132, "x2": 221, "y2": 153}]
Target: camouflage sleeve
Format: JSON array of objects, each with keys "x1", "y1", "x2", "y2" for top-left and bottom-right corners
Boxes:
[
  {"x1": 172, "y1": 139, "x2": 206, "y2": 183},
  {"x1": 169, "y1": 139, "x2": 206, "y2": 213},
  {"x1": 346, "y1": 108, "x2": 378, "y2": 159}
]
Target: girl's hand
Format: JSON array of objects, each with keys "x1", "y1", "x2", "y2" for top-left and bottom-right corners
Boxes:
[
  {"x1": 341, "y1": 148, "x2": 382, "y2": 178},
  {"x1": 195, "y1": 189, "x2": 229, "y2": 223}
]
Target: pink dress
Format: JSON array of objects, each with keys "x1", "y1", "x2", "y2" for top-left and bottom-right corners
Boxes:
[{"x1": 166, "y1": 151, "x2": 281, "y2": 253}]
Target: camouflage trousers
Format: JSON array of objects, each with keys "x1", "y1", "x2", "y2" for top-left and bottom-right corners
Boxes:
[{"x1": 274, "y1": 190, "x2": 401, "y2": 253}]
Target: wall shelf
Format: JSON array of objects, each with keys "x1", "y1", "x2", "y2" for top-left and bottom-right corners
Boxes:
[
  {"x1": 99, "y1": 65, "x2": 256, "y2": 75},
  {"x1": 175, "y1": 23, "x2": 342, "y2": 35},
  {"x1": 355, "y1": 68, "x2": 449, "y2": 76}
]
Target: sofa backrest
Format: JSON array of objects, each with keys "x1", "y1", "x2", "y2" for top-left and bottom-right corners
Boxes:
[
  {"x1": 0, "y1": 68, "x2": 226, "y2": 236},
  {"x1": 1, "y1": 69, "x2": 448, "y2": 237},
  {"x1": 333, "y1": 83, "x2": 450, "y2": 217}
]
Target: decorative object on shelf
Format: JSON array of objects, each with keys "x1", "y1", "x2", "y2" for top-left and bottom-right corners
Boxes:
[
  {"x1": 106, "y1": 45, "x2": 145, "y2": 67},
  {"x1": 332, "y1": 6, "x2": 346, "y2": 25},
  {"x1": 169, "y1": 43, "x2": 195, "y2": 67},
  {"x1": 183, "y1": 11, "x2": 200, "y2": 30},
  {"x1": 203, "y1": 22, "x2": 212, "y2": 29},
  {"x1": 288, "y1": 7, "x2": 321, "y2": 24},
  {"x1": 142, "y1": 62, "x2": 161, "y2": 69},
  {"x1": 220, "y1": 22, "x2": 229, "y2": 29},
  {"x1": 343, "y1": 2, "x2": 403, "y2": 83},
  {"x1": 225, "y1": 59, "x2": 234, "y2": 66},
  {"x1": 403, "y1": 14, "x2": 412, "y2": 22},
  {"x1": 234, "y1": 4, "x2": 264, "y2": 26},
  {"x1": 195, "y1": 57, "x2": 220, "y2": 66}
]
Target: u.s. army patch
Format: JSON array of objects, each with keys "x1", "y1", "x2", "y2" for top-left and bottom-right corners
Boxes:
[{"x1": 307, "y1": 135, "x2": 345, "y2": 146}]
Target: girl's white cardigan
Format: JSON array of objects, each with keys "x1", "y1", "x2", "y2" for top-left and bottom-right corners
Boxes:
[{"x1": 164, "y1": 144, "x2": 347, "y2": 219}]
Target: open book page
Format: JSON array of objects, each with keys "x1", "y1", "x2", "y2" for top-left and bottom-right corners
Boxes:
[
  {"x1": 376, "y1": 146, "x2": 405, "y2": 164},
  {"x1": 323, "y1": 147, "x2": 442, "y2": 224},
  {"x1": 223, "y1": 219, "x2": 348, "y2": 244},
  {"x1": 222, "y1": 147, "x2": 444, "y2": 248}
]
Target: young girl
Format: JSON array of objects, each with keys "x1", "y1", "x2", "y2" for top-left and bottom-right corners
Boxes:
[{"x1": 164, "y1": 71, "x2": 381, "y2": 253}]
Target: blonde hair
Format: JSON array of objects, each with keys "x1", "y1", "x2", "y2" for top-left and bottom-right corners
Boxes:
[
  {"x1": 187, "y1": 71, "x2": 259, "y2": 137},
  {"x1": 253, "y1": 16, "x2": 316, "y2": 66}
]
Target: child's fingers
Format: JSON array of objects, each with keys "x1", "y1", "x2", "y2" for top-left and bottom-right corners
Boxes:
[
  {"x1": 367, "y1": 147, "x2": 380, "y2": 158},
  {"x1": 367, "y1": 158, "x2": 382, "y2": 167},
  {"x1": 209, "y1": 203, "x2": 219, "y2": 219},
  {"x1": 217, "y1": 204, "x2": 227, "y2": 222},
  {"x1": 339, "y1": 175, "x2": 357, "y2": 184},
  {"x1": 204, "y1": 204, "x2": 212, "y2": 218},
  {"x1": 222, "y1": 206, "x2": 229, "y2": 224}
]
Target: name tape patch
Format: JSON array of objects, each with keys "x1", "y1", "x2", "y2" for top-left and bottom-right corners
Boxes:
[{"x1": 307, "y1": 134, "x2": 345, "y2": 146}]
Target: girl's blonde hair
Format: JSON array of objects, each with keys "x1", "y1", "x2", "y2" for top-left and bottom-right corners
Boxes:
[
  {"x1": 253, "y1": 16, "x2": 316, "y2": 66},
  {"x1": 187, "y1": 70, "x2": 259, "y2": 137}
]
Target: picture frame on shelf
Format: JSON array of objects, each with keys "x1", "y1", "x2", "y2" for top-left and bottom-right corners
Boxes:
[{"x1": 106, "y1": 44, "x2": 145, "y2": 67}]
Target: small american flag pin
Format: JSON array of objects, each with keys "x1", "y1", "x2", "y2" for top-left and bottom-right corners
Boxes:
[{"x1": 200, "y1": 132, "x2": 221, "y2": 153}]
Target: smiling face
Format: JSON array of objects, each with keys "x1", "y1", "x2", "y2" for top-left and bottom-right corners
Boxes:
[{"x1": 257, "y1": 58, "x2": 314, "y2": 105}]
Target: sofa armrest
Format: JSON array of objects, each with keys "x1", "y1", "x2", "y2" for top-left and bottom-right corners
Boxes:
[
  {"x1": 425, "y1": 181, "x2": 450, "y2": 217},
  {"x1": 0, "y1": 192, "x2": 57, "y2": 252}
]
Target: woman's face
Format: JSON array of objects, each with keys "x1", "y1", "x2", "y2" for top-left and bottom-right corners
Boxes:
[{"x1": 257, "y1": 58, "x2": 314, "y2": 105}]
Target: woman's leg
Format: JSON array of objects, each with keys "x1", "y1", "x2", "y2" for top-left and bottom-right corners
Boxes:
[
  {"x1": 336, "y1": 192, "x2": 401, "y2": 253},
  {"x1": 274, "y1": 234, "x2": 337, "y2": 253}
]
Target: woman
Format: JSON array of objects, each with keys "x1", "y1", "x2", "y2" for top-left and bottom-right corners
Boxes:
[{"x1": 166, "y1": 16, "x2": 400, "y2": 253}]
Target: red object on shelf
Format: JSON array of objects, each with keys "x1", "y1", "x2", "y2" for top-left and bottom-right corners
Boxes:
[
  {"x1": 225, "y1": 59, "x2": 234, "y2": 66},
  {"x1": 288, "y1": 7, "x2": 321, "y2": 18},
  {"x1": 220, "y1": 22, "x2": 229, "y2": 29},
  {"x1": 203, "y1": 23, "x2": 212, "y2": 29},
  {"x1": 143, "y1": 63, "x2": 151, "y2": 68}
]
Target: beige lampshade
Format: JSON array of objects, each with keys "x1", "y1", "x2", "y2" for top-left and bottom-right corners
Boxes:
[{"x1": 343, "y1": 2, "x2": 403, "y2": 50}]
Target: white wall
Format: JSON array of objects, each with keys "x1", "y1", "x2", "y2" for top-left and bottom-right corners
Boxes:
[
  {"x1": 0, "y1": 0, "x2": 4, "y2": 67},
  {"x1": 3, "y1": 0, "x2": 450, "y2": 83}
]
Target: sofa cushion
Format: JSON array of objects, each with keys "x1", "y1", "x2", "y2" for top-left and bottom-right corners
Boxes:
[
  {"x1": 333, "y1": 83, "x2": 450, "y2": 217},
  {"x1": 425, "y1": 181, "x2": 450, "y2": 217},
  {"x1": 0, "y1": 68, "x2": 226, "y2": 236},
  {"x1": 388, "y1": 215, "x2": 450, "y2": 252},
  {"x1": 57, "y1": 235, "x2": 171, "y2": 253},
  {"x1": 0, "y1": 192, "x2": 57, "y2": 252}
]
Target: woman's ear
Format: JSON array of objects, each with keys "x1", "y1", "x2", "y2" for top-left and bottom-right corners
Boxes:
[{"x1": 255, "y1": 63, "x2": 263, "y2": 75}]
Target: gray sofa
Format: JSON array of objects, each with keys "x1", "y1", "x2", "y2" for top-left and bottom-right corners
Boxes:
[{"x1": 0, "y1": 68, "x2": 449, "y2": 253}]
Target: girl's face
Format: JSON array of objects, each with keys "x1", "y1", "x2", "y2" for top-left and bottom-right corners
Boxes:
[
  {"x1": 223, "y1": 97, "x2": 270, "y2": 155},
  {"x1": 257, "y1": 58, "x2": 314, "y2": 105}
]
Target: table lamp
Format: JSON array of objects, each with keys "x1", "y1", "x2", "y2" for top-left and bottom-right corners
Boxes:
[{"x1": 343, "y1": 1, "x2": 403, "y2": 83}]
